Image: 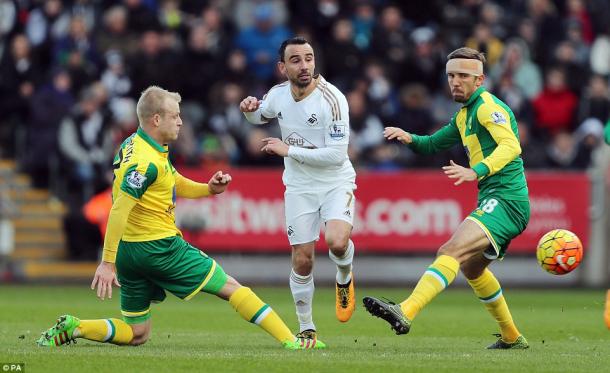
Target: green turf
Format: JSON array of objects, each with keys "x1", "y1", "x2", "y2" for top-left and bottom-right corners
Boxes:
[{"x1": 1, "y1": 285, "x2": 608, "y2": 372}]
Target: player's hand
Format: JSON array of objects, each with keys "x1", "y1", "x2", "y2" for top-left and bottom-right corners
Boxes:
[
  {"x1": 208, "y1": 170, "x2": 232, "y2": 194},
  {"x1": 239, "y1": 96, "x2": 261, "y2": 112},
  {"x1": 383, "y1": 127, "x2": 412, "y2": 144},
  {"x1": 91, "y1": 261, "x2": 120, "y2": 300},
  {"x1": 442, "y1": 160, "x2": 478, "y2": 185},
  {"x1": 261, "y1": 137, "x2": 289, "y2": 157}
]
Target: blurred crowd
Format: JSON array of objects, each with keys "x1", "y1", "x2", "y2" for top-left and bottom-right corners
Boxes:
[{"x1": 1, "y1": 0, "x2": 610, "y2": 210}]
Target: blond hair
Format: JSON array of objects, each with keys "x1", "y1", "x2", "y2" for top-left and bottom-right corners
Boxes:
[{"x1": 136, "y1": 86, "x2": 181, "y2": 125}]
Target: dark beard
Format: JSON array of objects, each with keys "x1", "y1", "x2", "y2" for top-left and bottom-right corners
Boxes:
[
  {"x1": 452, "y1": 94, "x2": 466, "y2": 103},
  {"x1": 292, "y1": 75, "x2": 311, "y2": 88}
]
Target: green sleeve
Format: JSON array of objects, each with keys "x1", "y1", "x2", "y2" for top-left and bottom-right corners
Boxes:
[
  {"x1": 605, "y1": 119, "x2": 610, "y2": 146},
  {"x1": 408, "y1": 119, "x2": 461, "y2": 154},
  {"x1": 120, "y1": 162, "x2": 158, "y2": 199},
  {"x1": 472, "y1": 162, "x2": 490, "y2": 177}
]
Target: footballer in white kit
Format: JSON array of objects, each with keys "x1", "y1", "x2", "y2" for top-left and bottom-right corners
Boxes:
[
  {"x1": 240, "y1": 37, "x2": 357, "y2": 346},
  {"x1": 259, "y1": 76, "x2": 356, "y2": 244}
]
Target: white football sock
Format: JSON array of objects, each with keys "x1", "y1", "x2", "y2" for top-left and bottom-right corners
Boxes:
[
  {"x1": 289, "y1": 269, "x2": 316, "y2": 332},
  {"x1": 329, "y1": 239, "x2": 354, "y2": 285}
]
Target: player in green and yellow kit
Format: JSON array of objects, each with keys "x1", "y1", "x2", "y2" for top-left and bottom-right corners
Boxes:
[
  {"x1": 363, "y1": 47, "x2": 529, "y2": 349},
  {"x1": 37, "y1": 86, "x2": 325, "y2": 350}
]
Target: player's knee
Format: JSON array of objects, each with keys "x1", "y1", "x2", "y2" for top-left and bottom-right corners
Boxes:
[
  {"x1": 224, "y1": 275, "x2": 241, "y2": 288},
  {"x1": 437, "y1": 241, "x2": 456, "y2": 256},
  {"x1": 130, "y1": 334, "x2": 149, "y2": 346},
  {"x1": 129, "y1": 324, "x2": 150, "y2": 346},
  {"x1": 326, "y1": 236, "x2": 349, "y2": 256},
  {"x1": 437, "y1": 241, "x2": 463, "y2": 262},
  {"x1": 216, "y1": 276, "x2": 242, "y2": 300}
]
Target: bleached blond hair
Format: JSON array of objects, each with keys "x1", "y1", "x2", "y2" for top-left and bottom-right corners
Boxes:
[{"x1": 136, "y1": 86, "x2": 181, "y2": 125}]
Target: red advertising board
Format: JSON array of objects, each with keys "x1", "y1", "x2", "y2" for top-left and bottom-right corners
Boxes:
[{"x1": 179, "y1": 169, "x2": 589, "y2": 254}]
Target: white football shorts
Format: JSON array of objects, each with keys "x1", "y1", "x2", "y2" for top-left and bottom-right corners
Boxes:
[{"x1": 284, "y1": 185, "x2": 356, "y2": 245}]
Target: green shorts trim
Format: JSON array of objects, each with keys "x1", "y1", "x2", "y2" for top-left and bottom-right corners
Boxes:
[
  {"x1": 467, "y1": 197, "x2": 530, "y2": 260},
  {"x1": 466, "y1": 216, "x2": 501, "y2": 258},
  {"x1": 122, "y1": 312, "x2": 151, "y2": 324},
  {"x1": 116, "y1": 236, "x2": 228, "y2": 322},
  {"x1": 184, "y1": 259, "x2": 228, "y2": 300}
]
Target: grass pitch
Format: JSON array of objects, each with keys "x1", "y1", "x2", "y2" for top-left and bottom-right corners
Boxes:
[{"x1": 1, "y1": 285, "x2": 608, "y2": 372}]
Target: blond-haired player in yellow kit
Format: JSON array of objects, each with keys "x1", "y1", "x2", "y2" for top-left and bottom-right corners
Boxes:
[{"x1": 36, "y1": 86, "x2": 325, "y2": 350}]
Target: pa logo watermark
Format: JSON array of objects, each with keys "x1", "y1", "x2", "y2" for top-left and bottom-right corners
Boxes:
[{"x1": 1, "y1": 363, "x2": 24, "y2": 372}]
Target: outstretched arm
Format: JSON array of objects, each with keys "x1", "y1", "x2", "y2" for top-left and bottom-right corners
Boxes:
[
  {"x1": 175, "y1": 171, "x2": 231, "y2": 198},
  {"x1": 412, "y1": 123, "x2": 462, "y2": 154},
  {"x1": 384, "y1": 122, "x2": 461, "y2": 154},
  {"x1": 384, "y1": 127, "x2": 413, "y2": 144},
  {"x1": 240, "y1": 96, "x2": 272, "y2": 124}
]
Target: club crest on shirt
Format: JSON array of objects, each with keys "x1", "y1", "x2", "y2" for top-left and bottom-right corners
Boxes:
[
  {"x1": 126, "y1": 170, "x2": 147, "y2": 189},
  {"x1": 491, "y1": 111, "x2": 507, "y2": 124},
  {"x1": 306, "y1": 113, "x2": 318, "y2": 126},
  {"x1": 329, "y1": 124, "x2": 346, "y2": 140}
]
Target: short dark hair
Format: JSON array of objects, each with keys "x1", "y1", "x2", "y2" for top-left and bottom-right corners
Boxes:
[
  {"x1": 278, "y1": 36, "x2": 310, "y2": 62},
  {"x1": 447, "y1": 47, "x2": 487, "y2": 65}
]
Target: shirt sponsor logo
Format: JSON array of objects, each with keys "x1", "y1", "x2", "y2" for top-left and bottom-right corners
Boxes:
[
  {"x1": 491, "y1": 111, "x2": 507, "y2": 124},
  {"x1": 126, "y1": 170, "x2": 147, "y2": 189},
  {"x1": 329, "y1": 124, "x2": 346, "y2": 140},
  {"x1": 284, "y1": 132, "x2": 317, "y2": 149},
  {"x1": 287, "y1": 225, "x2": 295, "y2": 237}
]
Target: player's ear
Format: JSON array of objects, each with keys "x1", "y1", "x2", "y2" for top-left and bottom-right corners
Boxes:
[
  {"x1": 277, "y1": 61, "x2": 286, "y2": 75},
  {"x1": 152, "y1": 113, "x2": 161, "y2": 127}
]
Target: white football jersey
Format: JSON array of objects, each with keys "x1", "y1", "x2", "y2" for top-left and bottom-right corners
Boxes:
[{"x1": 260, "y1": 75, "x2": 356, "y2": 192}]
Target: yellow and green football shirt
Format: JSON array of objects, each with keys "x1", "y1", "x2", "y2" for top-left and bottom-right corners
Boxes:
[
  {"x1": 408, "y1": 86, "x2": 528, "y2": 201},
  {"x1": 112, "y1": 127, "x2": 181, "y2": 242}
]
